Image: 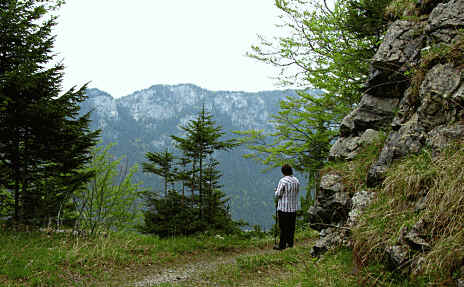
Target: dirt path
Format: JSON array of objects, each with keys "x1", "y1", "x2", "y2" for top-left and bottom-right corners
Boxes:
[
  {"x1": 131, "y1": 239, "x2": 313, "y2": 287},
  {"x1": 132, "y1": 247, "x2": 275, "y2": 286}
]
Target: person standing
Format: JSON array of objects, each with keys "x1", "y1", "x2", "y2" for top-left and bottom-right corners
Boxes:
[{"x1": 274, "y1": 164, "x2": 300, "y2": 250}]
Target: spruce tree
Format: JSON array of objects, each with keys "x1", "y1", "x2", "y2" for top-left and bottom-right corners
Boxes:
[
  {"x1": 142, "y1": 149, "x2": 175, "y2": 197},
  {"x1": 171, "y1": 106, "x2": 238, "y2": 221},
  {"x1": 0, "y1": 0, "x2": 99, "y2": 224},
  {"x1": 143, "y1": 107, "x2": 240, "y2": 236}
]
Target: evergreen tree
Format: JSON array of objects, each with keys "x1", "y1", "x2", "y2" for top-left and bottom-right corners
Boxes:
[
  {"x1": 142, "y1": 149, "x2": 175, "y2": 197},
  {"x1": 171, "y1": 106, "x2": 238, "y2": 220},
  {"x1": 142, "y1": 107, "x2": 240, "y2": 236},
  {"x1": 0, "y1": 0, "x2": 99, "y2": 224}
]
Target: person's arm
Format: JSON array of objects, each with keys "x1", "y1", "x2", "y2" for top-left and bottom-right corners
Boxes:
[{"x1": 275, "y1": 180, "x2": 285, "y2": 198}]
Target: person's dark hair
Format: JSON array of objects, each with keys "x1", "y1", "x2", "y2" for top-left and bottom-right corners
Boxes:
[{"x1": 281, "y1": 164, "x2": 293, "y2": 176}]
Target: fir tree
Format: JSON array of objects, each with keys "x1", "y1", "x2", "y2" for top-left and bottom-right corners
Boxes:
[
  {"x1": 142, "y1": 149, "x2": 175, "y2": 197},
  {"x1": 0, "y1": 0, "x2": 99, "y2": 224},
  {"x1": 171, "y1": 106, "x2": 238, "y2": 220},
  {"x1": 142, "y1": 107, "x2": 240, "y2": 236}
]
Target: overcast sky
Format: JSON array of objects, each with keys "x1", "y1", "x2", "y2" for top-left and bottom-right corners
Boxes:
[{"x1": 54, "y1": 0, "x2": 283, "y2": 98}]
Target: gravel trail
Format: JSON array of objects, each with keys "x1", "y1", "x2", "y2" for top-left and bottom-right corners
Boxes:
[{"x1": 132, "y1": 246, "x2": 278, "y2": 286}]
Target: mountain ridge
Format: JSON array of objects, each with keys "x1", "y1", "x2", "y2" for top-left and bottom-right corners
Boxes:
[{"x1": 80, "y1": 84, "x2": 306, "y2": 229}]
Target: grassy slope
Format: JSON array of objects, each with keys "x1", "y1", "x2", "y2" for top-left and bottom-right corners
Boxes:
[
  {"x1": 0, "y1": 229, "x2": 319, "y2": 286},
  {"x1": 0, "y1": 227, "x2": 413, "y2": 287},
  {"x1": 2, "y1": 143, "x2": 463, "y2": 286},
  {"x1": 352, "y1": 142, "x2": 464, "y2": 285}
]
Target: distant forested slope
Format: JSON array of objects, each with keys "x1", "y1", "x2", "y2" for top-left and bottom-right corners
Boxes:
[{"x1": 80, "y1": 84, "x2": 307, "y2": 229}]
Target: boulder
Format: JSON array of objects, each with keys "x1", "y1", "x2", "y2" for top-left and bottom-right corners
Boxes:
[
  {"x1": 426, "y1": 123, "x2": 464, "y2": 154},
  {"x1": 310, "y1": 237, "x2": 329, "y2": 257},
  {"x1": 391, "y1": 87, "x2": 419, "y2": 130},
  {"x1": 310, "y1": 227, "x2": 350, "y2": 257},
  {"x1": 399, "y1": 219, "x2": 431, "y2": 252},
  {"x1": 372, "y1": 20, "x2": 425, "y2": 70},
  {"x1": 418, "y1": 63, "x2": 462, "y2": 130},
  {"x1": 367, "y1": 63, "x2": 463, "y2": 186},
  {"x1": 320, "y1": 173, "x2": 344, "y2": 193},
  {"x1": 367, "y1": 117, "x2": 427, "y2": 186}
]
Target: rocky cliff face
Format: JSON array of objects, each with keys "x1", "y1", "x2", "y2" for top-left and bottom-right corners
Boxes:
[{"x1": 308, "y1": 0, "x2": 464, "y2": 264}]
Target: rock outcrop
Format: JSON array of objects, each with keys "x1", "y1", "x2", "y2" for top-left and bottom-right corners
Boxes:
[
  {"x1": 329, "y1": 0, "x2": 464, "y2": 184},
  {"x1": 307, "y1": 172, "x2": 350, "y2": 232},
  {"x1": 308, "y1": 2, "x2": 464, "y2": 282}
]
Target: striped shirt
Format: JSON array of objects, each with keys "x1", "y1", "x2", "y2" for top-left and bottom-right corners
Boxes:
[{"x1": 275, "y1": 175, "x2": 300, "y2": 212}]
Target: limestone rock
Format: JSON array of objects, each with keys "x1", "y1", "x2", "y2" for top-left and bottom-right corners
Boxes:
[
  {"x1": 386, "y1": 245, "x2": 410, "y2": 268},
  {"x1": 368, "y1": 20, "x2": 425, "y2": 98},
  {"x1": 330, "y1": 129, "x2": 380, "y2": 160},
  {"x1": 426, "y1": 123, "x2": 464, "y2": 154},
  {"x1": 418, "y1": 63, "x2": 462, "y2": 130},
  {"x1": 310, "y1": 227, "x2": 350, "y2": 257},
  {"x1": 347, "y1": 190, "x2": 375, "y2": 226},
  {"x1": 308, "y1": 173, "x2": 351, "y2": 231},
  {"x1": 426, "y1": 0, "x2": 464, "y2": 43},
  {"x1": 310, "y1": 237, "x2": 328, "y2": 257},
  {"x1": 391, "y1": 88, "x2": 417, "y2": 130},
  {"x1": 320, "y1": 173, "x2": 344, "y2": 193},
  {"x1": 399, "y1": 219, "x2": 431, "y2": 252},
  {"x1": 367, "y1": 117, "x2": 427, "y2": 186},
  {"x1": 340, "y1": 94, "x2": 399, "y2": 137},
  {"x1": 373, "y1": 20, "x2": 424, "y2": 68},
  {"x1": 368, "y1": 63, "x2": 464, "y2": 186}
]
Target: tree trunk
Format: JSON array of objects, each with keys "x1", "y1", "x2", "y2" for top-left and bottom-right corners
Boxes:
[{"x1": 199, "y1": 154, "x2": 203, "y2": 219}]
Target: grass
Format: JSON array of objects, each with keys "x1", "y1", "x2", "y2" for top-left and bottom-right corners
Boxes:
[
  {"x1": 0, "y1": 227, "x2": 315, "y2": 286},
  {"x1": 2, "y1": 142, "x2": 463, "y2": 287},
  {"x1": 322, "y1": 131, "x2": 387, "y2": 196},
  {"x1": 162, "y1": 245, "x2": 419, "y2": 287},
  {"x1": 352, "y1": 141, "x2": 464, "y2": 285}
]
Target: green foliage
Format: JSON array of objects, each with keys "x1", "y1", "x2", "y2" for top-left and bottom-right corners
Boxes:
[
  {"x1": 0, "y1": 187, "x2": 13, "y2": 217},
  {"x1": 249, "y1": 0, "x2": 387, "y2": 105},
  {"x1": 323, "y1": 131, "x2": 387, "y2": 195},
  {"x1": 142, "y1": 190, "x2": 198, "y2": 237},
  {"x1": 343, "y1": 0, "x2": 393, "y2": 38},
  {"x1": 72, "y1": 144, "x2": 143, "y2": 235},
  {"x1": 0, "y1": 0, "x2": 100, "y2": 225},
  {"x1": 236, "y1": 90, "x2": 346, "y2": 196},
  {"x1": 143, "y1": 107, "x2": 241, "y2": 237},
  {"x1": 240, "y1": 0, "x2": 391, "y2": 208},
  {"x1": 352, "y1": 142, "x2": 464, "y2": 284},
  {"x1": 143, "y1": 149, "x2": 176, "y2": 196},
  {"x1": 0, "y1": 227, "x2": 303, "y2": 286},
  {"x1": 384, "y1": 0, "x2": 420, "y2": 19}
]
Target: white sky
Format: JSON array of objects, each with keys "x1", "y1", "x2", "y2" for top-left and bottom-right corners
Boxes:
[{"x1": 54, "y1": 0, "x2": 283, "y2": 98}]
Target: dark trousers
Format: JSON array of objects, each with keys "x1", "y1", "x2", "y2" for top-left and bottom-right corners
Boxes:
[{"x1": 278, "y1": 210, "x2": 296, "y2": 249}]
